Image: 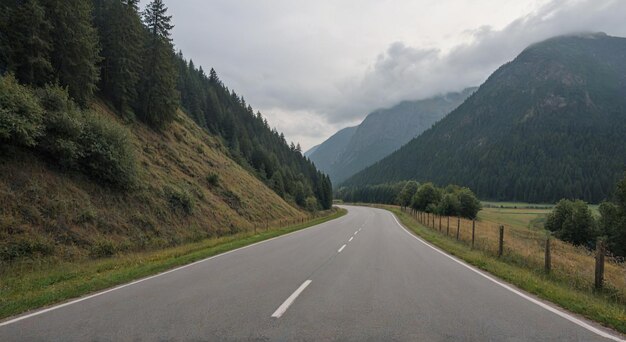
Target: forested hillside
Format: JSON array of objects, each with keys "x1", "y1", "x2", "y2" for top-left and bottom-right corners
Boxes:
[
  {"x1": 0, "y1": 0, "x2": 331, "y2": 262},
  {"x1": 0, "y1": 0, "x2": 331, "y2": 210},
  {"x1": 309, "y1": 88, "x2": 475, "y2": 184},
  {"x1": 345, "y1": 33, "x2": 626, "y2": 203},
  {"x1": 174, "y1": 56, "x2": 332, "y2": 210}
]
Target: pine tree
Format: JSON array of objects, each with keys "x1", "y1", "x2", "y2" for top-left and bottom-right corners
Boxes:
[
  {"x1": 1, "y1": 0, "x2": 53, "y2": 86},
  {"x1": 97, "y1": 0, "x2": 144, "y2": 116},
  {"x1": 43, "y1": 0, "x2": 101, "y2": 106},
  {"x1": 138, "y1": 0, "x2": 179, "y2": 128}
]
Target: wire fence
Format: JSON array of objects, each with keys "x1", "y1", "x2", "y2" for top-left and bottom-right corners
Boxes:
[
  {"x1": 251, "y1": 208, "x2": 338, "y2": 234},
  {"x1": 402, "y1": 207, "x2": 626, "y2": 303}
]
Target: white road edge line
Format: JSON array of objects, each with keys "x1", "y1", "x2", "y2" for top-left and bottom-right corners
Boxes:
[
  {"x1": 338, "y1": 244, "x2": 347, "y2": 253},
  {"x1": 348, "y1": 237, "x2": 354, "y2": 242},
  {"x1": 388, "y1": 212, "x2": 625, "y2": 342},
  {"x1": 0, "y1": 217, "x2": 344, "y2": 328},
  {"x1": 271, "y1": 280, "x2": 312, "y2": 318}
]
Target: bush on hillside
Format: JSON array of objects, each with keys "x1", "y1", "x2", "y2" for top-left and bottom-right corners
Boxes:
[
  {"x1": 0, "y1": 74, "x2": 138, "y2": 189},
  {"x1": 0, "y1": 74, "x2": 44, "y2": 147},
  {"x1": 305, "y1": 196, "x2": 318, "y2": 212},
  {"x1": 206, "y1": 172, "x2": 219, "y2": 186},
  {"x1": 79, "y1": 112, "x2": 138, "y2": 189},
  {"x1": 166, "y1": 185, "x2": 195, "y2": 215},
  {"x1": 37, "y1": 84, "x2": 84, "y2": 168}
]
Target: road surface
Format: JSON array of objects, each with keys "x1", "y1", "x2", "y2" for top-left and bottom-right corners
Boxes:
[{"x1": 1, "y1": 205, "x2": 623, "y2": 341}]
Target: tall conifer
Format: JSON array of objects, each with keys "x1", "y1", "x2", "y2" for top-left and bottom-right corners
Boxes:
[{"x1": 137, "y1": 0, "x2": 179, "y2": 128}]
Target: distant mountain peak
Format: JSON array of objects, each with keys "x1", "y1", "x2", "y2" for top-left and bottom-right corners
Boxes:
[{"x1": 308, "y1": 88, "x2": 476, "y2": 184}]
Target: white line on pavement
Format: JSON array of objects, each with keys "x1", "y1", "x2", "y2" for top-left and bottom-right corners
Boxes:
[
  {"x1": 338, "y1": 244, "x2": 347, "y2": 253},
  {"x1": 0, "y1": 215, "x2": 343, "y2": 327},
  {"x1": 349, "y1": 237, "x2": 354, "y2": 242},
  {"x1": 271, "y1": 280, "x2": 312, "y2": 318},
  {"x1": 388, "y1": 212, "x2": 625, "y2": 342}
]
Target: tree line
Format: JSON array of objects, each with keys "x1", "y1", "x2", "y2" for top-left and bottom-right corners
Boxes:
[
  {"x1": 0, "y1": 0, "x2": 332, "y2": 210},
  {"x1": 546, "y1": 173, "x2": 626, "y2": 257},
  {"x1": 336, "y1": 181, "x2": 482, "y2": 219}
]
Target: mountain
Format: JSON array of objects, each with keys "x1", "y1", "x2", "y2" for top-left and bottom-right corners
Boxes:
[
  {"x1": 306, "y1": 126, "x2": 358, "y2": 180},
  {"x1": 344, "y1": 33, "x2": 626, "y2": 203},
  {"x1": 304, "y1": 144, "x2": 320, "y2": 157},
  {"x1": 309, "y1": 88, "x2": 475, "y2": 184}
]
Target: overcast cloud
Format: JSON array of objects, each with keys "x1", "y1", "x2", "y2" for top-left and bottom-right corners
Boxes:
[{"x1": 148, "y1": 0, "x2": 626, "y2": 149}]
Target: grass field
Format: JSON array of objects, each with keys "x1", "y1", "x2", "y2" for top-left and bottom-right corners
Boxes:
[
  {"x1": 379, "y1": 205, "x2": 626, "y2": 334},
  {"x1": 0, "y1": 208, "x2": 346, "y2": 321},
  {"x1": 478, "y1": 206, "x2": 551, "y2": 230}
]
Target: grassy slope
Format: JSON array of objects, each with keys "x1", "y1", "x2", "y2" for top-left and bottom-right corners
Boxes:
[
  {"x1": 0, "y1": 208, "x2": 346, "y2": 320},
  {"x1": 0, "y1": 100, "x2": 305, "y2": 263},
  {"x1": 382, "y1": 205, "x2": 626, "y2": 334}
]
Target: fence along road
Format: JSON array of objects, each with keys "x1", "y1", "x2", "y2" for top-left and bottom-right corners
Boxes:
[{"x1": 0, "y1": 206, "x2": 623, "y2": 341}]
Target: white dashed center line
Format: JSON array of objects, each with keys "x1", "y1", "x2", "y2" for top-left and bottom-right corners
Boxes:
[
  {"x1": 338, "y1": 244, "x2": 347, "y2": 253},
  {"x1": 271, "y1": 280, "x2": 312, "y2": 318},
  {"x1": 348, "y1": 237, "x2": 353, "y2": 242}
]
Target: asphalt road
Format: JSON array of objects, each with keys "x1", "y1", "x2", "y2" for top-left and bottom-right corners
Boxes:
[{"x1": 1, "y1": 205, "x2": 623, "y2": 341}]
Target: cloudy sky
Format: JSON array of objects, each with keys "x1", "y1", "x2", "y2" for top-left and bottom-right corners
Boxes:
[{"x1": 149, "y1": 0, "x2": 626, "y2": 150}]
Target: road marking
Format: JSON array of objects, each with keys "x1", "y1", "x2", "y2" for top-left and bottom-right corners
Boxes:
[
  {"x1": 349, "y1": 237, "x2": 354, "y2": 242},
  {"x1": 354, "y1": 231, "x2": 359, "y2": 235},
  {"x1": 388, "y1": 212, "x2": 625, "y2": 342},
  {"x1": 0, "y1": 216, "x2": 346, "y2": 328},
  {"x1": 338, "y1": 244, "x2": 347, "y2": 253},
  {"x1": 271, "y1": 280, "x2": 312, "y2": 318}
]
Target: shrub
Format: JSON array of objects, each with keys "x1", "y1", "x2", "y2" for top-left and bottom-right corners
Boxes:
[
  {"x1": 546, "y1": 199, "x2": 597, "y2": 247},
  {"x1": 0, "y1": 237, "x2": 54, "y2": 261},
  {"x1": 89, "y1": 239, "x2": 116, "y2": 258},
  {"x1": 166, "y1": 186, "x2": 195, "y2": 215},
  {"x1": 305, "y1": 196, "x2": 318, "y2": 212},
  {"x1": 79, "y1": 112, "x2": 138, "y2": 189},
  {"x1": 206, "y1": 172, "x2": 219, "y2": 186},
  {"x1": 37, "y1": 85, "x2": 84, "y2": 168},
  {"x1": 0, "y1": 74, "x2": 44, "y2": 147}
]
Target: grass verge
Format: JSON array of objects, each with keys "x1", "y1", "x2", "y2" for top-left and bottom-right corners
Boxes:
[
  {"x1": 381, "y1": 205, "x2": 626, "y2": 335},
  {"x1": 0, "y1": 208, "x2": 347, "y2": 321}
]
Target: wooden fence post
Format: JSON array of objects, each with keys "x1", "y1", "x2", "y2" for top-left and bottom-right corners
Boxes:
[
  {"x1": 595, "y1": 238, "x2": 606, "y2": 290},
  {"x1": 456, "y1": 217, "x2": 460, "y2": 240},
  {"x1": 472, "y1": 219, "x2": 476, "y2": 249},
  {"x1": 447, "y1": 216, "x2": 450, "y2": 236},
  {"x1": 439, "y1": 215, "x2": 442, "y2": 232},
  {"x1": 498, "y1": 225, "x2": 504, "y2": 257},
  {"x1": 544, "y1": 236, "x2": 551, "y2": 274}
]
